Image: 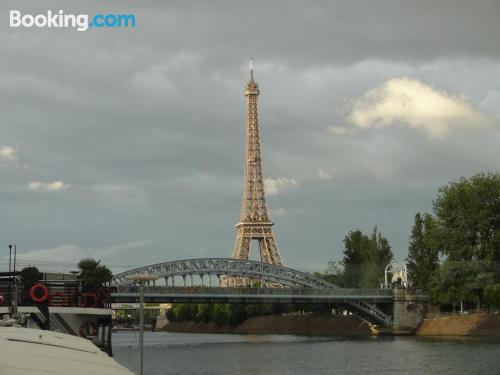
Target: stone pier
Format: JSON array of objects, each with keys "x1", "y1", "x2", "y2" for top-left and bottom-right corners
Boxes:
[{"x1": 379, "y1": 288, "x2": 428, "y2": 335}]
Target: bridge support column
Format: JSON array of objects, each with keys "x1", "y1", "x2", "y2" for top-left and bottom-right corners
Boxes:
[
  {"x1": 385, "y1": 288, "x2": 428, "y2": 335},
  {"x1": 182, "y1": 276, "x2": 186, "y2": 287},
  {"x1": 201, "y1": 274, "x2": 205, "y2": 287},
  {"x1": 190, "y1": 274, "x2": 194, "y2": 286},
  {"x1": 164, "y1": 277, "x2": 169, "y2": 286}
]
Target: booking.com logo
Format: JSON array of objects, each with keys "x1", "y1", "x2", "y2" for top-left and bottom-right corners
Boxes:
[{"x1": 9, "y1": 10, "x2": 136, "y2": 31}]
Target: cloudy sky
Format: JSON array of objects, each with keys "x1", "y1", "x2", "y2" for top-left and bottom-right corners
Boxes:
[{"x1": 1, "y1": 1, "x2": 499, "y2": 274}]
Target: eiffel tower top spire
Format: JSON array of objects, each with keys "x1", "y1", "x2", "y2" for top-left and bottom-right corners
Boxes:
[{"x1": 246, "y1": 58, "x2": 259, "y2": 95}]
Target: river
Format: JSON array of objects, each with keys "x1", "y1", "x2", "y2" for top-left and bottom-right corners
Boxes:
[{"x1": 113, "y1": 331, "x2": 500, "y2": 375}]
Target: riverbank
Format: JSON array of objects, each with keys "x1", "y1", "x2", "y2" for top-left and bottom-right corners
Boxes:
[
  {"x1": 160, "y1": 313, "x2": 500, "y2": 336},
  {"x1": 416, "y1": 313, "x2": 500, "y2": 336},
  {"x1": 161, "y1": 315, "x2": 372, "y2": 335}
]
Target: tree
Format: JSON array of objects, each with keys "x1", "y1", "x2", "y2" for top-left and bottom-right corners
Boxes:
[
  {"x1": 342, "y1": 230, "x2": 368, "y2": 287},
  {"x1": 314, "y1": 260, "x2": 344, "y2": 286},
  {"x1": 341, "y1": 227, "x2": 393, "y2": 288},
  {"x1": 428, "y1": 259, "x2": 494, "y2": 309},
  {"x1": 407, "y1": 213, "x2": 440, "y2": 290},
  {"x1": 19, "y1": 266, "x2": 43, "y2": 303},
  {"x1": 360, "y1": 227, "x2": 393, "y2": 288},
  {"x1": 77, "y1": 258, "x2": 113, "y2": 288},
  {"x1": 433, "y1": 173, "x2": 500, "y2": 262},
  {"x1": 20, "y1": 266, "x2": 42, "y2": 290},
  {"x1": 484, "y1": 284, "x2": 500, "y2": 309},
  {"x1": 213, "y1": 304, "x2": 231, "y2": 326},
  {"x1": 228, "y1": 304, "x2": 247, "y2": 326}
]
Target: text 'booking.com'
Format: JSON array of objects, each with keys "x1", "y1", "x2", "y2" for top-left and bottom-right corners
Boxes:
[{"x1": 9, "y1": 10, "x2": 136, "y2": 31}]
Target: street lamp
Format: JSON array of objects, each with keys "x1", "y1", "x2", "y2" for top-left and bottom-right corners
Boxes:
[
  {"x1": 8, "y1": 245, "x2": 12, "y2": 312},
  {"x1": 126, "y1": 274, "x2": 159, "y2": 375}
]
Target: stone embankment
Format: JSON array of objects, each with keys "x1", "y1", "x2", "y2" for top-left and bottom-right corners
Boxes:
[
  {"x1": 161, "y1": 315, "x2": 371, "y2": 335},
  {"x1": 416, "y1": 313, "x2": 500, "y2": 336},
  {"x1": 160, "y1": 313, "x2": 500, "y2": 336}
]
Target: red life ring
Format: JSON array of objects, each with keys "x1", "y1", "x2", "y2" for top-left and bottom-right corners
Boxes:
[
  {"x1": 0, "y1": 294, "x2": 4, "y2": 305},
  {"x1": 29, "y1": 283, "x2": 49, "y2": 303},
  {"x1": 79, "y1": 321, "x2": 98, "y2": 338}
]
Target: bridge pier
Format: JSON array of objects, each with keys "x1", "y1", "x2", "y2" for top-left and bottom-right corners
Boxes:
[{"x1": 375, "y1": 288, "x2": 428, "y2": 335}]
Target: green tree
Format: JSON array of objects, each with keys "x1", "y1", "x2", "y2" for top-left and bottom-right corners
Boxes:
[
  {"x1": 484, "y1": 284, "x2": 500, "y2": 309},
  {"x1": 314, "y1": 260, "x2": 344, "y2": 286},
  {"x1": 77, "y1": 258, "x2": 113, "y2": 287},
  {"x1": 406, "y1": 213, "x2": 440, "y2": 290},
  {"x1": 195, "y1": 303, "x2": 213, "y2": 322},
  {"x1": 360, "y1": 227, "x2": 393, "y2": 288},
  {"x1": 341, "y1": 227, "x2": 393, "y2": 288},
  {"x1": 213, "y1": 304, "x2": 231, "y2": 326},
  {"x1": 20, "y1": 266, "x2": 42, "y2": 290},
  {"x1": 433, "y1": 173, "x2": 500, "y2": 262},
  {"x1": 342, "y1": 230, "x2": 368, "y2": 287},
  {"x1": 428, "y1": 259, "x2": 494, "y2": 309},
  {"x1": 228, "y1": 304, "x2": 247, "y2": 326},
  {"x1": 19, "y1": 266, "x2": 43, "y2": 303}
]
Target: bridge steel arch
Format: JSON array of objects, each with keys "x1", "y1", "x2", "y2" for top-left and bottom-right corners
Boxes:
[
  {"x1": 111, "y1": 258, "x2": 337, "y2": 289},
  {"x1": 111, "y1": 258, "x2": 392, "y2": 326}
]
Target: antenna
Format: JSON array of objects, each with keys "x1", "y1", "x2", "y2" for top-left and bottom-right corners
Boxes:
[{"x1": 249, "y1": 58, "x2": 254, "y2": 79}]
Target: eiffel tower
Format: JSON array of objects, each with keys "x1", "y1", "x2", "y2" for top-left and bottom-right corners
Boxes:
[{"x1": 232, "y1": 60, "x2": 284, "y2": 266}]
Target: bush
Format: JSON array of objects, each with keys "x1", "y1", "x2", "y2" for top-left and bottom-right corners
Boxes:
[{"x1": 484, "y1": 284, "x2": 500, "y2": 309}]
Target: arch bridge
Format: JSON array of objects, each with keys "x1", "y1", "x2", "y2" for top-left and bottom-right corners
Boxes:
[
  {"x1": 111, "y1": 258, "x2": 336, "y2": 289},
  {"x1": 110, "y1": 258, "x2": 394, "y2": 326}
]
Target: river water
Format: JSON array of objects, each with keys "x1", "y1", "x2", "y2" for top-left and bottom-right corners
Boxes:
[{"x1": 113, "y1": 331, "x2": 500, "y2": 375}]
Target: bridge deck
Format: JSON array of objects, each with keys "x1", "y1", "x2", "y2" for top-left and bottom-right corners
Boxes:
[{"x1": 111, "y1": 286, "x2": 393, "y2": 304}]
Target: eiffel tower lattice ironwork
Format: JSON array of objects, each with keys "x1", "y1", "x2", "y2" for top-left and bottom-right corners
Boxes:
[{"x1": 232, "y1": 60, "x2": 284, "y2": 266}]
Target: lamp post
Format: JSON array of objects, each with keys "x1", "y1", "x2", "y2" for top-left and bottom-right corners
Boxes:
[
  {"x1": 126, "y1": 274, "x2": 159, "y2": 375},
  {"x1": 12, "y1": 245, "x2": 17, "y2": 315},
  {"x1": 8, "y1": 245, "x2": 12, "y2": 312}
]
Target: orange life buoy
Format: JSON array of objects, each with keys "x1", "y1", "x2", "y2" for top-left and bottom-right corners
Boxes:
[
  {"x1": 29, "y1": 283, "x2": 49, "y2": 303},
  {"x1": 79, "y1": 321, "x2": 98, "y2": 338}
]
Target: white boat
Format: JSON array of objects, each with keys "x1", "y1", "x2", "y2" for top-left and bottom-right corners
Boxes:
[
  {"x1": 0, "y1": 271, "x2": 136, "y2": 374},
  {"x1": 0, "y1": 326, "x2": 135, "y2": 375}
]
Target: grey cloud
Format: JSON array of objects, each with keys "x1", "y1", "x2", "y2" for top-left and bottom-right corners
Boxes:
[{"x1": 1, "y1": 1, "x2": 499, "y2": 271}]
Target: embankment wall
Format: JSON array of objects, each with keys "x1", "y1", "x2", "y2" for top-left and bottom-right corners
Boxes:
[
  {"x1": 416, "y1": 313, "x2": 500, "y2": 336},
  {"x1": 162, "y1": 315, "x2": 372, "y2": 335}
]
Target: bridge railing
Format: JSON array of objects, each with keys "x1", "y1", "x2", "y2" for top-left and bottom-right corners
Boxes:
[{"x1": 114, "y1": 286, "x2": 393, "y2": 298}]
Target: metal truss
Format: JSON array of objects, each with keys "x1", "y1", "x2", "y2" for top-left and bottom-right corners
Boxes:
[
  {"x1": 111, "y1": 258, "x2": 337, "y2": 289},
  {"x1": 111, "y1": 258, "x2": 393, "y2": 325}
]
